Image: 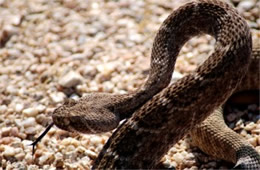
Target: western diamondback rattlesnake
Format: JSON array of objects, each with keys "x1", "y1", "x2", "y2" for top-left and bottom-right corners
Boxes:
[{"x1": 49, "y1": 0, "x2": 260, "y2": 169}]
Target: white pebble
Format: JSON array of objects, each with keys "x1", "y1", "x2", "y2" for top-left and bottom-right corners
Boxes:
[
  {"x1": 0, "y1": 105, "x2": 7, "y2": 114},
  {"x1": 252, "y1": 129, "x2": 260, "y2": 134},
  {"x1": 15, "y1": 103, "x2": 24, "y2": 112},
  {"x1": 89, "y1": 136, "x2": 103, "y2": 144},
  {"x1": 6, "y1": 85, "x2": 18, "y2": 95},
  {"x1": 96, "y1": 63, "x2": 116, "y2": 77},
  {"x1": 50, "y1": 92, "x2": 66, "y2": 103},
  {"x1": 237, "y1": 1, "x2": 255, "y2": 12},
  {"x1": 129, "y1": 33, "x2": 143, "y2": 43},
  {"x1": 248, "y1": 137, "x2": 257, "y2": 147},
  {"x1": 85, "y1": 149, "x2": 97, "y2": 159},
  {"x1": 173, "y1": 152, "x2": 184, "y2": 164},
  {"x1": 15, "y1": 152, "x2": 25, "y2": 161},
  {"x1": 67, "y1": 145, "x2": 76, "y2": 152},
  {"x1": 24, "y1": 153, "x2": 33, "y2": 164},
  {"x1": 24, "y1": 126, "x2": 37, "y2": 134},
  {"x1": 80, "y1": 156, "x2": 90, "y2": 166},
  {"x1": 171, "y1": 71, "x2": 184, "y2": 82},
  {"x1": 3, "y1": 146, "x2": 15, "y2": 156},
  {"x1": 59, "y1": 71, "x2": 83, "y2": 88},
  {"x1": 38, "y1": 153, "x2": 53, "y2": 165},
  {"x1": 23, "y1": 108, "x2": 39, "y2": 117},
  {"x1": 244, "y1": 122, "x2": 256, "y2": 131},
  {"x1": 21, "y1": 117, "x2": 36, "y2": 128},
  {"x1": 36, "y1": 104, "x2": 46, "y2": 112}
]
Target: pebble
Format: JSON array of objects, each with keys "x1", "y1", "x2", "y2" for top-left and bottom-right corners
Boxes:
[
  {"x1": 24, "y1": 153, "x2": 33, "y2": 164},
  {"x1": 237, "y1": 0, "x2": 255, "y2": 12},
  {"x1": 0, "y1": 137, "x2": 15, "y2": 145},
  {"x1": 36, "y1": 104, "x2": 46, "y2": 113},
  {"x1": 85, "y1": 149, "x2": 97, "y2": 159},
  {"x1": 15, "y1": 152, "x2": 25, "y2": 161},
  {"x1": 3, "y1": 146, "x2": 15, "y2": 157},
  {"x1": 0, "y1": 127, "x2": 19, "y2": 137},
  {"x1": 89, "y1": 135, "x2": 103, "y2": 145},
  {"x1": 22, "y1": 107, "x2": 39, "y2": 117},
  {"x1": 38, "y1": 152, "x2": 54, "y2": 165},
  {"x1": 96, "y1": 63, "x2": 116, "y2": 78},
  {"x1": 0, "y1": 105, "x2": 7, "y2": 114},
  {"x1": 20, "y1": 117, "x2": 36, "y2": 128},
  {"x1": 244, "y1": 122, "x2": 256, "y2": 131},
  {"x1": 24, "y1": 126, "x2": 37, "y2": 134},
  {"x1": 171, "y1": 71, "x2": 184, "y2": 82},
  {"x1": 173, "y1": 152, "x2": 184, "y2": 164},
  {"x1": 248, "y1": 137, "x2": 257, "y2": 147},
  {"x1": 59, "y1": 71, "x2": 83, "y2": 88},
  {"x1": 50, "y1": 92, "x2": 66, "y2": 103}
]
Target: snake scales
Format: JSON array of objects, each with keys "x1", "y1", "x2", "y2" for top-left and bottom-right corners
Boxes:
[{"x1": 50, "y1": 0, "x2": 260, "y2": 169}]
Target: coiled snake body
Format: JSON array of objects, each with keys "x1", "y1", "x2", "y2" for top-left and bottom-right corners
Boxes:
[{"x1": 52, "y1": 0, "x2": 260, "y2": 169}]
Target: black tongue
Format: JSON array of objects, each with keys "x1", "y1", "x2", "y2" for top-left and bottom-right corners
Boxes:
[{"x1": 29, "y1": 122, "x2": 54, "y2": 156}]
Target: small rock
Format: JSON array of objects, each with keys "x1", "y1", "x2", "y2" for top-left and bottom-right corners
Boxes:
[
  {"x1": 38, "y1": 152, "x2": 54, "y2": 165},
  {"x1": 3, "y1": 146, "x2": 15, "y2": 156},
  {"x1": 66, "y1": 145, "x2": 76, "y2": 152},
  {"x1": 0, "y1": 105, "x2": 7, "y2": 114},
  {"x1": 240, "y1": 129, "x2": 248, "y2": 137},
  {"x1": 24, "y1": 153, "x2": 33, "y2": 164},
  {"x1": 9, "y1": 127, "x2": 19, "y2": 137},
  {"x1": 96, "y1": 62, "x2": 116, "y2": 78},
  {"x1": 35, "y1": 104, "x2": 46, "y2": 113},
  {"x1": 69, "y1": 53, "x2": 86, "y2": 60},
  {"x1": 1, "y1": 127, "x2": 12, "y2": 137},
  {"x1": 50, "y1": 92, "x2": 66, "y2": 103},
  {"x1": 85, "y1": 149, "x2": 97, "y2": 159},
  {"x1": 23, "y1": 108, "x2": 39, "y2": 117},
  {"x1": 89, "y1": 136, "x2": 103, "y2": 145},
  {"x1": 257, "y1": 136, "x2": 260, "y2": 145},
  {"x1": 24, "y1": 127, "x2": 37, "y2": 134},
  {"x1": 252, "y1": 129, "x2": 260, "y2": 134},
  {"x1": 0, "y1": 137, "x2": 15, "y2": 144},
  {"x1": 248, "y1": 137, "x2": 257, "y2": 147},
  {"x1": 129, "y1": 33, "x2": 143, "y2": 43},
  {"x1": 173, "y1": 153, "x2": 184, "y2": 164},
  {"x1": 244, "y1": 122, "x2": 256, "y2": 131},
  {"x1": 6, "y1": 85, "x2": 18, "y2": 95},
  {"x1": 237, "y1": 1, "x2": 255, "y2": 12},
  {"x1": 21, "y1": 117, "x2": 36, "y2": 128},
  {"x1": 171, "y1": 71, "x2": 184, "y2": 83},
  {"x1": 59, "y1": 71, "x2": 83, "y2": 88},
  {"x1": 15, "y1": 152, "x2": 25, "y2": 161},
  {"x1": 15, "y1": 103, "x2": 24, "y2": 112}
]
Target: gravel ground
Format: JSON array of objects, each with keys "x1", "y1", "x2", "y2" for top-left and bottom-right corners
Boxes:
[{"x1": 0, "y1": 0, "x2": 259, "y2": 169}]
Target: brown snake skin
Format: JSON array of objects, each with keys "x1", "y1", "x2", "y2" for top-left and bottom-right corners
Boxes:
[{"x1": 51, "y1": 0, "x2": 260, "y2": 169}]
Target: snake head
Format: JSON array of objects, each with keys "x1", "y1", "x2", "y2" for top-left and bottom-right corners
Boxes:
[{"x1": 52, "y1": 94, "x2": 120, "y2": 134}]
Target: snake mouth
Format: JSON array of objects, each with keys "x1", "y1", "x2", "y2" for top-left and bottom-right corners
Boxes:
[{"x1": 52, "y1": 114, "x2": 100, "y2": 134}]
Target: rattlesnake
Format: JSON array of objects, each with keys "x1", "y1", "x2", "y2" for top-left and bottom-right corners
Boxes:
[{"x1": 49, "y1": 0, "x2": 260, "y2": 169}]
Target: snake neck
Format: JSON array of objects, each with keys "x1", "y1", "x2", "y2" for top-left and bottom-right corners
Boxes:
[{"x1": 109, "y1": 83, "x2": 171, "y2": 120}]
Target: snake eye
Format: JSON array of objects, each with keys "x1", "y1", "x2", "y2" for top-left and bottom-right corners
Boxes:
[{"x1": 63, "y1": 118, "x2": 70, "y2": 126}]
